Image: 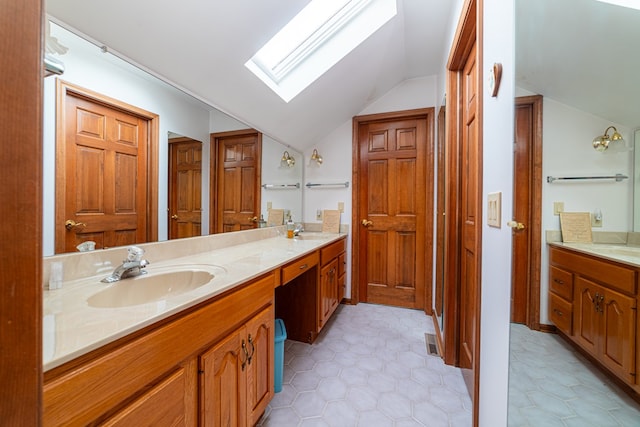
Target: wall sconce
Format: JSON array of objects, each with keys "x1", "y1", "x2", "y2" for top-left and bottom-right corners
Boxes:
[
  {"x1": 280, "y1": 150, "x2": 295, "y2": 168},
  {"x1": 310, "y1": 149, "x2": 323, "y2": 165},
  {"x1": 592, "y1": 126, "x2": 624, "y2": 152}
]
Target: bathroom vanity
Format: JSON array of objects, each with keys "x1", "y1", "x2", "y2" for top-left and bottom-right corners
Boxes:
[
  {"x1": 548, "y1": 243, "x2": 639, "y2": 398},
  {"x1": 42, "y1": 229, "x2": 347, "y2": 426}
]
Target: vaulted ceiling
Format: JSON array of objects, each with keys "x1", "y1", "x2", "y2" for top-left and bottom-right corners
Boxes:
[{"x1": 46, "y1": 0, "x2": 455, "y2": 150}]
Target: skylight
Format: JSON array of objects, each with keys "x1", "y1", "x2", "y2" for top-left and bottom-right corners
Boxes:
[
  {"x1": 595, "y1": 0, "x2": 640, "y2": 10},
  {"x1": 245, "y1": 0, "x2": 397, "y2": 102}
]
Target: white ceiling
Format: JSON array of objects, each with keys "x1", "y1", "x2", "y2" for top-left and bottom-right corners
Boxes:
[
  {"x1": 516, "y1": 0, "x2": 640, "y2": 129},
  {"x1": 46, "y1": 0, "x2": 455, "y2": 150}
]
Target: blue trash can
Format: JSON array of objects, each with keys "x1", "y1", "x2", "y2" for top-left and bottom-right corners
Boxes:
[{"x1": 274, "y1": 318, "x2": 287, "y2": 393}]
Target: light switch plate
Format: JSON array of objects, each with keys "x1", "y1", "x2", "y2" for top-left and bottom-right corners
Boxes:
[
  {"x1": 487, "y1": 192, "x2": 501, "y2": 228},
  {"x1": 338, "y1": 202, "x2": 344, "y2": 213},
  {"x1": 267, "y1": 201, "x2": 272, "y2": 210},
  {"x1": 553, "y1": 202, "x2": 564, "y2": 216}
]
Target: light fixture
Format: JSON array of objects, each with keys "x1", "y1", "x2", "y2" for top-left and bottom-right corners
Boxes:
[
  {"x1": 592, "y1": 126, "x2": 624, "y2": 152},
  {"x1": 281, "y1": 151, "x2": 296, "y2": 168},
  {"x1": 310, "y1": 149, "x2": 323, "y2": 165}
]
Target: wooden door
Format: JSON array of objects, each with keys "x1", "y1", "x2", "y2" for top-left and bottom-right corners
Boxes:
[
  {"x1": 575, "y1": 277, "x2": 599, "y2": 356},
  {"x1": 56, "y1": 84, "x2": 153, "y2": 253},
  {"x1": 511, "y1": 96, "x2": 543, "y2": 326},
  {"x1": 169, "y1": 137, "x2": 202, "y2": 239},
  {"x1": 0, "y1": 1, "x2": 43, "y2": 423},
  {"x1": 600, "y1": 287, "x2": 636, "y2": 383},
  {"x1": 459, "y1": 42, "x2": 479, "y2": 370},
  {"x1": 211, "y1": 130, "x2": 261, "y2": 233},
  {"x1": 200, "y1": 327, "x2": 247, "y2": 427},
  {"x1": 356, "y1": 111, "x2": 431, "y2": 309},
  {"x1": 244, "y1": 306, "x2": 274, "y2": 426}
]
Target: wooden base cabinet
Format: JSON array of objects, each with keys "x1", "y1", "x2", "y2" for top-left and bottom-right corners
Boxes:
[
  {"x1": 319, "y1": 237, "x2": 346, "y2": 329},
  {"x1": 44, "y1": 273, "x2": 275, "y2": 427},
  {"x1": 548, "y1": 246, "x2": 638, "y2": 395},
  {"x1": 200, "y1": 305, "x2": 274, "y2": 427}
]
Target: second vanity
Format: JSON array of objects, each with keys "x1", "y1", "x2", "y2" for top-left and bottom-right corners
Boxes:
[
  {"x1": 43, "y1": 228, "x2": 347, "y2": 426},
  {"x1": 548, "y1": 241, "x2": 639, "y2": 400}
]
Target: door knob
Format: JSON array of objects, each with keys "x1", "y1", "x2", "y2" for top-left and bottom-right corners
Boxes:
[
  {"x1": 361, "y1": 219, "x2": 373, "y2": 227},
  {"x1": 171, "y1": 214, "x2": 179, "y2": 220},
  {"x1": 248, "y1": 216, "x2": 258, "y2": 222},
  {"x1": 507, "y1": 220, "x2": 526, "y2": 230},
  {"x1": 65, "y1": 219, "x2": 87, "y2": 230}
]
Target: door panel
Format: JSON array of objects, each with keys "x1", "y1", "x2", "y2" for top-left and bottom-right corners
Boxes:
[
  {"x1": 169, "y1": 138, "x2": 202, "y2": 239},
  {"x1": 357, "y1": 115, "x2": 429, "y2": 309},
  {"x1": 459, "y1": 42, "x2": 478, "y2": 370},
  {"x1": 212, "y1": 131, "x2": 261, "y2": 233},
  {"x1": 57, "y1": 90, "x2": 149, "y2": 253}
]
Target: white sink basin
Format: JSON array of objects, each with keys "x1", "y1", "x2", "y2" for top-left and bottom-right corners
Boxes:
[{"x1": 88, "y1": 269, "x2": 214, "y2": 308}]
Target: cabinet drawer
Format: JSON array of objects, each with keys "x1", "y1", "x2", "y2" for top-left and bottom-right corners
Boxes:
[
  {"x1": 549, "y1": 265, "x2": 573, "y2": 301},
  {"x1": 282, "y1": 251, "x2": 319, "y2": 285},
  {"x1": 549, "y1": 293, "x2": 572, "y2": 336},
  {"x1": 321, "y1": 238, "x2": 346, "y2": 266},
  {"x1": 338, "y1": 252, "x2": 347, "y2": 278}
]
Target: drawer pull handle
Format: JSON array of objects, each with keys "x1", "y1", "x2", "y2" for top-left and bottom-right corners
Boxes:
[
  {"x1": 553, "y1": 278, "x2": 564, "y2": 285},
  {"x1": 299, "y1": 264, "x2": 308, "y2": 270}
]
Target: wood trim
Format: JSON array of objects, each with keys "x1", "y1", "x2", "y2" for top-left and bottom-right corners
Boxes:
[
  {"x1": 55, "y1": 80, "x2": 159, "y2": 251},
  {"x1": 209, "y1": 129, "x2": 262, "y2": 234},
  {"x1": 515, "y1": 95, "x2": 543, "y2": 330},
  {"x1": 0, "y1": 0, "x2": 43, "y2": 424},
  {"x1": 351, "y1": 108, "x2": 435, "y2": 309}
]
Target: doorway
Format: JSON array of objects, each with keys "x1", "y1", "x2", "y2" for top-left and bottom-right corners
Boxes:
[
  {"x1": 511, "y1": 95, "x2": 543, "y2": 328},
  {"x1": 55, "y1": 81, "x2": 159, "y2": 253},
  {"x1": 351, "y1": 108, "x2": 434, "y2": 310},
  {"x1": 168, "y1": 136, "x2": 203, "y2": 240},
  {"x1": 210, "y1": 129, "x2": 262, "y2": 233}
]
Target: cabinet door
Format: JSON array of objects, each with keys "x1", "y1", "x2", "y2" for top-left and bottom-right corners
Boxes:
[
  {"x1": 245, "y1": 306, "x2": 274, "y2": 426},
  {"x1": 200, "y1": 327, "x2": 247, "y2": 427},
  {"x1": 574, "y1": 277, "x2": 600, "y2": 356},
  {"x1": 320, "y1": 259, "x2": 338, "y2": 328},
  {"x1": 600, "y1": 288, "x2": 636, "y2": 383},
  {"x1": 102, "y1": 364, "x2": 195, "y2": 427}
]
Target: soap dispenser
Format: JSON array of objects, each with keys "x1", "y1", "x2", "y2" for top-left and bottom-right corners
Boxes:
[{"x1": 286, "y1": 216, "x2": 294, "y2": 238}]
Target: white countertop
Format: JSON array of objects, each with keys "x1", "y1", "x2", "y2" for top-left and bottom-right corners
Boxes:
[
  {"x1": 549, "y1": 241, "x2": 640, "y2": 268},
  {"x1": 43, "y1": 232, "x2": 344, "y2": 371}
]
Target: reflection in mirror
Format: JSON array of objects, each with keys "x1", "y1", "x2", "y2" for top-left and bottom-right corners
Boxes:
[
  {"x1": 43, "y1": 20, "x2": 303, "y2": 255},
  {"x1": 168, "y1": 133, "x2": 203, "y2": 240},
  {"x1": 634, "y1": 129, "x2": 640, "y2": 231},
  {"x1": 261, "y1": 141, "x2": 303, "y2": 224}
]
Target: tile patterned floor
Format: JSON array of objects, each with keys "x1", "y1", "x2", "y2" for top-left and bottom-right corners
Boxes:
[
  {"x1": 257, "y1": 303, "x2": 472, "y2": 427},
  {"x1": 508, "y1": 324, "x2": 640, "y2": 426}
]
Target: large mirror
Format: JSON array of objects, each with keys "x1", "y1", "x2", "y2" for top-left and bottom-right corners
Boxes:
[
  {"x1": 510, "y1": 0, "x2": 640, "y2": 423},
  {"x1": 43, "y1": 20, "x2": 302, "y2": 256}
]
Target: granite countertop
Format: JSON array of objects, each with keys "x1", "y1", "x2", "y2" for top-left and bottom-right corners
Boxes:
[
  {"x1": 548, "y1": 241, "x2": 640, "y2": 268},
  {"x1": 43, "y1": 232, "x2": 344, "y2": 371}
]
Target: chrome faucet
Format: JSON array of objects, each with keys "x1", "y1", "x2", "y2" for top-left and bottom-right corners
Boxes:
[
  {"x1": 293, "y1": 223, "x2": 304, "y2": 236},
  {"x1": 101, "y1": 246, "x2": 150, "y2": 283}
]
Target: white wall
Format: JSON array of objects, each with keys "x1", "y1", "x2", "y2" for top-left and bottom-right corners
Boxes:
[
  {"x1": 260, "y1": 138, "x2": 303, "y2": 223},
  {"x1": 43, "y1": 23, "x2": 211, "y2": 255},
  {"x1": 480, "y1": 0, "x2": 515, "y2": 425},
  {"x1": 302, "y1": 76, "x2": 438, "y2": 299}
]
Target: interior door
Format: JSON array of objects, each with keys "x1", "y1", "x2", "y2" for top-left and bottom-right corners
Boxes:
[
  {"x1": 211, "y1": 130, "x2": 261, "y2": 233},
  {"x1": 168, "y1": 137, "x2": 202, "y2": 239},
  {"x1": 356, "y1": 112, "x2": 430, "y2": 309},
  {"x1": 512, "y1": 95, "x2": 543, "y2": 327},
  {"x1": 459, "y1": 41, "x2": 479, "y2": 370},
  {"x1": 56, "y1": 86, "x2": 150, "y2": 253}
]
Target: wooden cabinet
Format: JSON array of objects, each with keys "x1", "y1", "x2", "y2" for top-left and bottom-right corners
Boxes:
[
  {"x1": 44, "y1": 273, "x2": 275, "y2": 426},
  {"x1": 319, "y1": 237, "x2": 346, "y2": 329},
  {"x1": 200, "y1": 305, "x2": 274, "y2": 427},
  {"x1": 548, "y1": 246, "x2": 638, "y2": 393}
]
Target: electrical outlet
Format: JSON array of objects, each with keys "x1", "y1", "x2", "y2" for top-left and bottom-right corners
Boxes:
[
  {"x1": 267, "y1": 201, "x2": 272, "y2": 210},
  {"x1": 316, "y1": 209, "x2": 322, "y2": 220},
  {"x1": 553, "y1": 202, "x2": 564, "y2": 216},
  {"x1": 338, "y1": 202, "x2": 344, "y2": 213},
  {"x1": 592, "y1": 209, "x2": 603, "y2": 227}
]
